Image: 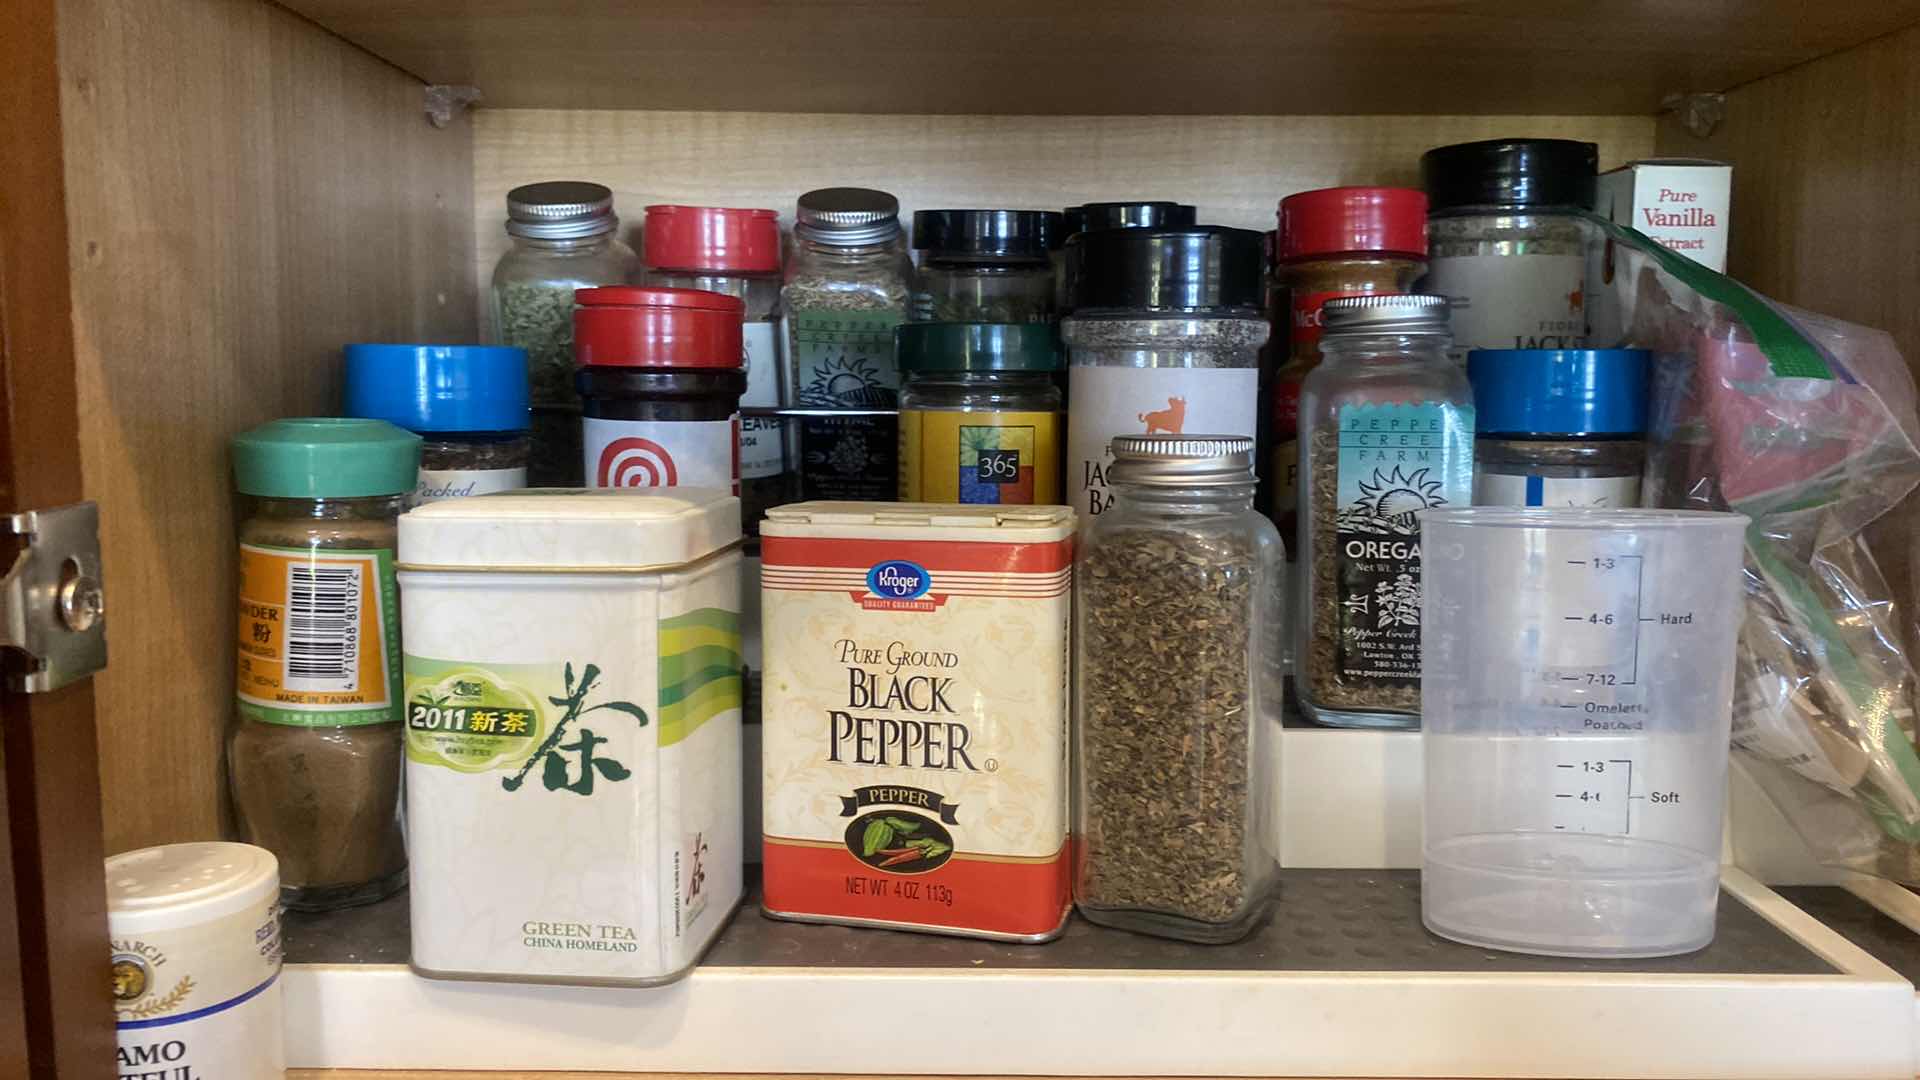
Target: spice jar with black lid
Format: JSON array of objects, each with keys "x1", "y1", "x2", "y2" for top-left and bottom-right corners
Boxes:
[
  {"x1": 488, "y1": 181, "x2": 639, "y2": 486},
  {"x1": 642, "y1": 204, "x2": 790, "y2": 527},
  {"x1": 1075, "y1": 434, "x2": 1283, "y2": 943},
  {"x1": 1061, "y1": 225, "x2": 1268, "y2": 520},
  {"x1": 229, "y1": 417, "x2": 419, "y2": 910},
  {"x1": 911, "y1": 209, "x2": 1064, "y2": 323},
  {"x1": 1295, "y1": 295, "x2": 1473, "y2": 730},
  {"x1": 1059, "y1": 202, "x2": 1198, "y2": 313},
  {"x1": 344, "y1": 344, "x2": 531, "y2": 504},
  {"x1": 782, "y1": 187, "x2": 913, "y2": 502},
  {"x1": 1422, "y1": 138, "x2": 1599, "y2": 364},
  {"x1": 574, "y1": 286, "x2": 747, "y2": 491}
]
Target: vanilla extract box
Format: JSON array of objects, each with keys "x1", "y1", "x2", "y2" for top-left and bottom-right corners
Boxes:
[{"x1": 1597, "y1": 158, "x2": 1732, "y2": 272}]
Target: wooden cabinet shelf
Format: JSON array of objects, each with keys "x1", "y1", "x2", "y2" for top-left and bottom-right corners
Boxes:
[{"x1": 277, "y1": 0, "x2": 1920, "y2": 116}]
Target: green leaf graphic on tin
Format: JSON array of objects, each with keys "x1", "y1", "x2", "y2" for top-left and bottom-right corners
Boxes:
[{"x1": 861, "y1": 820, "x2": 896, "y2": 856}]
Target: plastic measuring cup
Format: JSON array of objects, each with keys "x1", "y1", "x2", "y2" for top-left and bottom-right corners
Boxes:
[{"x1": 1419, "y1": 508, "x2": 1747, "y2": 958}]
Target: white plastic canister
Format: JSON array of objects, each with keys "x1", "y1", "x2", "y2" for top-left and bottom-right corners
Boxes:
[{"x1": 107, "y1": 842, "x2": 283, "y2": 1079}]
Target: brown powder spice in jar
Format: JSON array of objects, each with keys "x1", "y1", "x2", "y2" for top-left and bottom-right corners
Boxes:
[{"x1": 229, "y1": 419, "x2": 417, "y2": 911}]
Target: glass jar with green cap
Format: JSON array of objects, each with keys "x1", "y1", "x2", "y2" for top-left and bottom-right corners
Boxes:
[
  {"x1": 228, "y1": 417, "x2": 420, "y2": 910},
  {"x1": 896, "y1": 322, "x2": 1063, "y2": 505}
]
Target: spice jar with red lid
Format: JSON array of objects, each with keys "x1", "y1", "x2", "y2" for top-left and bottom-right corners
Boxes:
[
  {"x1": 1269, "y1": 187, "x2": 1427, "y2": 553},
  {"x1": 642, "y1": 205, "x2": 789, "y2": 525},
  {"x1": 574, "y1": 286, "x2": 747, "y2": 492}
]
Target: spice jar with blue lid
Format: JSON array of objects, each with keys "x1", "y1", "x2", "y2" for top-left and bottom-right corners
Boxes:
[
  {"x1": 345, "y1": 344, "x2": 532, "y2": 504},
  {"x1": 1467, "y1": 348, "x2": 1649, "y2": 509}
]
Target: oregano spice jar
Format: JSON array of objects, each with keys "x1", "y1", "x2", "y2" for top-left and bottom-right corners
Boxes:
[
  {"x1": 1295, "y1": 296, "x2": 1473, "y2": 729},
  {"x1": 1075, "y1": 434, "x2": 1283, "y2": 943}
]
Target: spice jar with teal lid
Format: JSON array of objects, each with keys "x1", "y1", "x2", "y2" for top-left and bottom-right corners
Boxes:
[
  {"x1": 897, "y1": 322, "x2": 1063, "y2": 504},
  {"x1": 229, "y1": 417, "x2": 420, "y2": 911}
]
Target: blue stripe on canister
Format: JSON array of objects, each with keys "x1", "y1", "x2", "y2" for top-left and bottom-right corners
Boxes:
[
  {"x1": 115, "y1": 971, "x2": 278, "y2": 1030},
  {"x1": 1525, "y1": 475, "x2": 1544, "y2": 506}
]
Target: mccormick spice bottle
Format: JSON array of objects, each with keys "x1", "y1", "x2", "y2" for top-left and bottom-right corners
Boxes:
[
  {"x1": 344, "y1": 344, "x2": 532, "y2": 503},
  {"x1": 642, "y1": 204, "x2": 790, "y2": 528},
  {"x1": 1295, "y1": 296, "x2": 1473, "y2": 729},
  {"x1": 760, "y1": 502, "x2": 1075, "y2": 942},
  {"x1": 1061, "y1": 226, "x2": 1268, "y2": 520},
  {"x1": 398, "y1": 489, "x2": 745, "y2": 985},
  {"x1": 228, "y1": 418, "x2": 419, "y2": 910},
  {"x1": 1270, "y1": 188, "x2": 1428, "y2": 552},
  {"x1": 574, "y1": 286, "x2": 747, "y2": 491},
  {"x1": 782, "y1": 188, "x2": 914, "y2": 502},
  {"x1": 1422, "y1": 139, "x2": 1599, "y2": 364}
]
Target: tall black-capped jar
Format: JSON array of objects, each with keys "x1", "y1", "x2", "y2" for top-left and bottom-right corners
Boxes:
[{"x1": 574, "y1": 287, "x2": 747, "y2": 492}]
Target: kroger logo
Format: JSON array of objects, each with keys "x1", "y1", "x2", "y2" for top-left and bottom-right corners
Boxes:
[{"x1": 866, "y1": 560, "x2": 931, "y2": 600}]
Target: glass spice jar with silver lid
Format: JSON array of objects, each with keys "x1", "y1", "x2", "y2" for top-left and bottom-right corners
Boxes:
[
  {"x1": 488, "y1": 181, "x2": 640, "y2": 486},
  {"x1": 1061, "y1": 226, "x2": 1268, "y2": 520},
  {"x1": 1075, "y1": 433, "x2": 1283, "y2": 943},
  {"x1": 1295, "y1": 295, "x2": 1474, "y2": 729},
  {"x1": 1422, "y1": 139, "x2": 1598, "y2": 365},
  {"x1": 782, "y1": 187, "x2": 914, "y2": 501},
  {"x1": 911, "y1": 209, "x2": 1064, "y2": 323}
]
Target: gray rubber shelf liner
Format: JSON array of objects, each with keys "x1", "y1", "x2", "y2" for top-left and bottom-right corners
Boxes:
[
  {"x1": 286, "y1": 869, "x2": 1834, "y2": 976},
  {"x1": 1777, "y1": 885, "x2": 1920, "y2": 984}
]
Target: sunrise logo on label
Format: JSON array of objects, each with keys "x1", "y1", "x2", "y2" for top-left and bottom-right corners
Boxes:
[
  {"x1": 597, "y1": 436, "x2": 679, "y2": 488},
  {"x1": 858, "y1": 560, "x2": 944, "y2": 612}
]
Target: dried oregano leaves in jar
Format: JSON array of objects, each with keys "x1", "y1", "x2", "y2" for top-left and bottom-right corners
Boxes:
[{"x1": 1077, "y1": 527, "x2": 1258, "y2": 925}]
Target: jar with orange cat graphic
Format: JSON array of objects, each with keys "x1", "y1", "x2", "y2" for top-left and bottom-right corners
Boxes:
[{"x1": 1060, "y1": 226, "x2": 1268, "y2": 521}]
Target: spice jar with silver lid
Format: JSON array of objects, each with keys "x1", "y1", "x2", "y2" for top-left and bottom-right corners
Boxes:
[
  {"x1": 1295, "y1": 295, "x2": 1473, "y2": 729},
  {"x1": 1075, "y1": 434, "x2": 1283, "y2": 943},
  {"x1": 782, "y1": 187, "x2": 914, "y2": 502},
  {"x1": 1061, "y1": 225, "x2": 1268, "y2": 520},
  {"x1": 1422, "y1": 139, "x2": 1598, "y2": 365},
  {"x1": 488, "y1": 181, "x2": 640, "y2": 485}
]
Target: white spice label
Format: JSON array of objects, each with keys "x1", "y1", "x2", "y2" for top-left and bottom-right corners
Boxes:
[
  {"x1": 415, "y1": 466, "x2": 527, "y2": 504},
  {"x1": 1427, "y1": 253, "x2": 1588, "y2": 362},
  {"x1": 742, "y1": 321, "x2": 782, "y2": 409},
  {"x1": 760, "y1": 512, "x2": 1074, "y2": 939},
  {"x1": 113, "y1": 893, "x2": 283, "y2": 1079},
  {"x1": 1474, "y1": 471, "x2": 1640, "y2": 508},
  {"x1": 740, "y1": 417, "x2": 784, "y2": 480},
  {"x1": 1067, "y1": 366, "x2": 1258, "y2": 518},
  {"x1": 584, "y1": 416, "x2": 739, "y2": 494}
]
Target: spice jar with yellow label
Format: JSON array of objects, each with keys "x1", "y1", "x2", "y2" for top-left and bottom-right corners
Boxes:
[
  {"x1": 229, "y1": 417, "x2": 418, "y2": 910},
  {"x1": 897, "y1": 322, "x2": 1063, "y2": 505}
]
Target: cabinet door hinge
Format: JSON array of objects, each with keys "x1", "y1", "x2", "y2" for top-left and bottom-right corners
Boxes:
[{"x1": 1, "y1": 501, "x2": 106, "y2": 692}]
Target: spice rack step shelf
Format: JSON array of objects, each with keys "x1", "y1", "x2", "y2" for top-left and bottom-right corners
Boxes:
[{"x1": 281, "y1": 869, "x2": 1914, "y2": 1078}]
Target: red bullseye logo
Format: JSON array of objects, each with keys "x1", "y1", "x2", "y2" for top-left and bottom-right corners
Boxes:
[{"x1": 596, "y1": 437, "x2": 679, "y2": 488}]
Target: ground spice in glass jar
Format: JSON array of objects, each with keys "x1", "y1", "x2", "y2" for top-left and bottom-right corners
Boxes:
[
  {"x1": 229, "y1": 418, "x2": 418, "y2": 910},
  {"x1": 1467, "y1": 348, "x2": 1648, "y2": 507},
  {"x1": 344, "y1": 344, "x2": 532, "y2": 503}
]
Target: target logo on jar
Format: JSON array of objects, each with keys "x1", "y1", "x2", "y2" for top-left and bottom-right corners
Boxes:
[{"x1": 596, "y1": 436, "x2": 680, "y2": 488}]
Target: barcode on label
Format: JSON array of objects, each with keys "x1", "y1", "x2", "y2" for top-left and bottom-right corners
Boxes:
[{"x1": 284, "y1": 563, "x2": 361, "y2": 692}]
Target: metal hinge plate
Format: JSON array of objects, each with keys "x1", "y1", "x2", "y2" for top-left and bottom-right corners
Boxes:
[{"x1": 2, "y1": 502, "x2": 106, "y2": 693}]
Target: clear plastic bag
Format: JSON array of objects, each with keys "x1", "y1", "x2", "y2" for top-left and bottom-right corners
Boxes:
[{"x1": 1592, "y1": 215, "x2": 1920, "y2": 880}]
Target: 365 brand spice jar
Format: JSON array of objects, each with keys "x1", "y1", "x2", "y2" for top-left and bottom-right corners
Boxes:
[
  {"x1": 1270, "y1": 188, "x2": 1428, "y2": 547},
  {"x1": 108, "y1": 843, "x2": 283, "y2": 1080},
  {"x1": 575, "y1": 286, "x2": 747, "y2": 492},
  {"x1": 344, "y1": 344, "x2": 532, "y2": 504},
  {"x1": 1422, "y1": 139, "x2": 1599, "y2": 363},
  {"x1": 760, "y1": 502, "x2": 1075, "y2": 941},
  {"x1": 1295, "y1": 296, "x2": 1473, "y2": 729},
  {"x1": 229, "y1": 418, "x2": 418, "y2": 910},
  {"x1": 1062, "y1": 226, "x2": 1268, "y2": 519},
  {"x1": 643, "y1": 204, "x2": 790, "y2": 527},
  {"x1": 897, "y1": 322, "x2": 1063, "y2": 505},
  {"x1": 399, "y1": 490, "x2": 745, "y2": 985}
]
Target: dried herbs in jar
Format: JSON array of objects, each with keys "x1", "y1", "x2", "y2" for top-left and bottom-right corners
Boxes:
[{"x1": 1075, "y1": 434, "x2": 1282, "y2": 944}]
